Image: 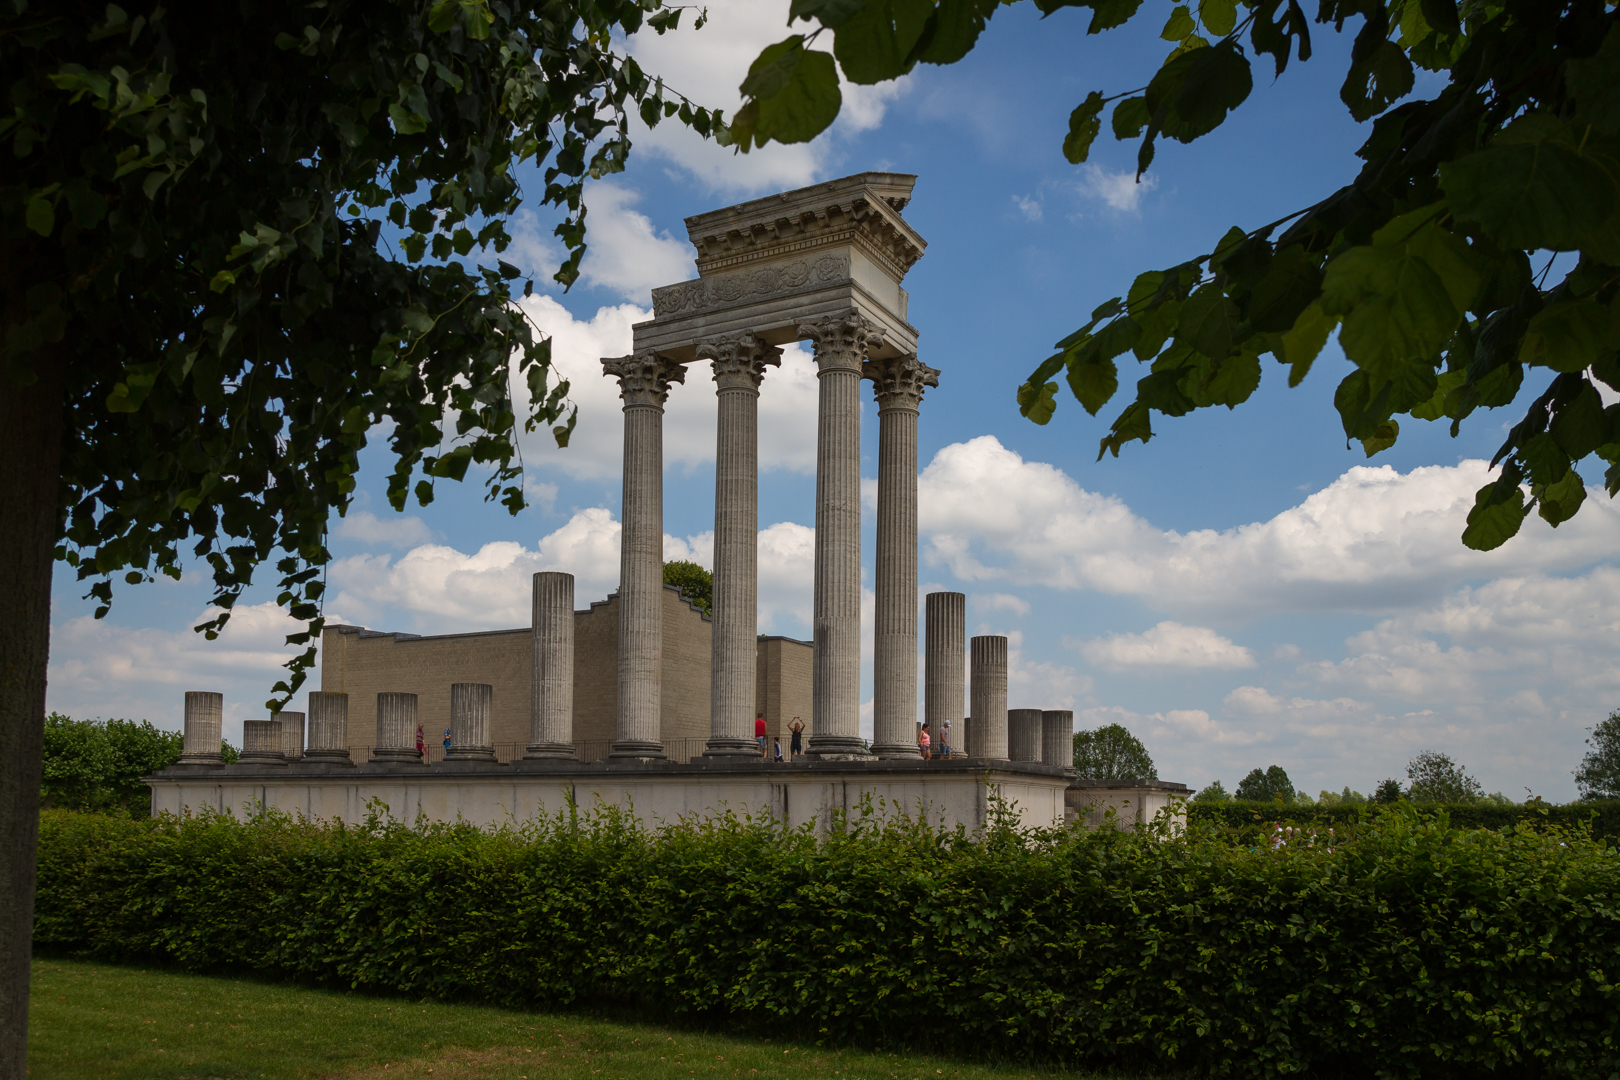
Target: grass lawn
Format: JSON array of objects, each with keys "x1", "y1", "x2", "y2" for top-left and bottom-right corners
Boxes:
[{"x1": 28, "y1": 958, "x2": 1132, "y2": 1080}]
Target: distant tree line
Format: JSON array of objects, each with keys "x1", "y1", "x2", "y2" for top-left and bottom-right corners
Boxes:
[{"x1": 40, "y1": 715, "x2": 233, "y2": 816}]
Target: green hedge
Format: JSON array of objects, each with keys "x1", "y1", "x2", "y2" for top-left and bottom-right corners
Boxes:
[
  {"x1": 1190, "y1": 800, "x2": 1620, "y2": 844},
  {"x1": 34, "y1": 805, "x2": 1620, "y2": 1079}
]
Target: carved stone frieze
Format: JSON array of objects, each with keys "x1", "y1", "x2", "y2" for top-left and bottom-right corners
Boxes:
[
  {"x1": 863, "y1": 354, "x2": 940, "y2": 411},
  {"x1": 651, "y1": 253, "x2": 851, "y2": 318},
  {"x1": 798, "y1": 311, "x2": 884, "y2": 375},
  {"x1": 698, "y1": 332, "x2": 783, "y2": 392},
  {"x1": 601, "y1": 351, "x2": 686, "y2": 408}
]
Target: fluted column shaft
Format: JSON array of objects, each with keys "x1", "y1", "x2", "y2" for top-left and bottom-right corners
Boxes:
[
  {"x1": 447, "y1": 683, "x2": 496, "y2": 761},
  {"x1": 801, "y1": 314, "x2": 882, "y2": 758},
  {"x1": 866, "y1": 355, "x2": 939, "y2": 759},
  {"x1": 703, "y1": 335, "x2": 780, "y2": 758},
  {"x1": 603, "y1": 352, "x2": 685, "y2": 760},
  {"x1": 1042, "y1": 710, "x2": 1075, "y2": 771},
  {"x1": 925, "y1": 593, "x2": 965, "y2": 755},
  {"x1": 240, "y1": 719, "x2": 286, "y2": 765},
  {"x1": 970, "y1": 636, "x2": 1008, "y2": 760},
  {"x1": 1009, "y1": 709, "x2": 1043, "y2": 761},
  {"x1": 372, "y1": 692, "x2": 421, "y2": 764},
  {"x1": 526, "y1": 572, "x2": 575, "y2": 759},
  {"x1": 303, "y1": 691, "x2": 352, "y2": 764},
  {"x1": 180, "y1": 691, "x2": 224, "y2": 763},
  {"x1": 277, "y1": 711, "x2": 305, "y2": 761}
]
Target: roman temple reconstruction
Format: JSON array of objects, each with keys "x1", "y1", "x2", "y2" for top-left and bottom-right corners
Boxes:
[{"x1": 147, "y1": 173, "x2": 1187, "y2": 835}]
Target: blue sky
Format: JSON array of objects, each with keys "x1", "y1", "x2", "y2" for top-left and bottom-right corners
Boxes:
[{"x1": 47, "y1": 2, "x2": 1620, "y2": 800}]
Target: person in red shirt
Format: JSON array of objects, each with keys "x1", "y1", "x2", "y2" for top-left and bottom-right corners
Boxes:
[{"x1": 755, "y1": 713, "x2": 767, "y2": 758}]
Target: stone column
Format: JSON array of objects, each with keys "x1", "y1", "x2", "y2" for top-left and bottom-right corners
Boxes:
[
  {"x1": 924, "y1": 593, "x2": 965, "y2": 757},
  {"x1": 701, "y1": 333, "x2": 781, "y2": 758},
  {"x1": 525, "y1": 571, "x2": 576, "y2": 759},
  {"x1": 1042, "y1": 710, "x2": 1074, "y2": 771},
  {"x1": 969, "y1": 636, "x2": 1008, "y2": 760},
  {"x1": 180, "y1": 691, "x2": 224, "y2": 764},
  {"x1": 239, "y1": 719, "x2": 286, "y2": 765},
  {"x1": 799, "y1": 313, "x2": 882, "y2": 759},
  {"x1": 1008, "y1": 709, "x2": 1043, "y2": 762},
  {"x1": 446, "y1": 683, "x2": 496, "y2": 761},
  {"x1": 277, "y1": 712, "x2": 305, "y2": 761},
  {"x1": 303, "y1": 691, "x2": 352, "y2": 764},
  {"x1": 602, "y1": 351, "x2": 686, "y2": 760},
  {"x1": 864, "y1": 354, "x2": 940, "y2": 758},
  {"x1": 372, "y1": 692, "x2": 421, "y2": 764}
]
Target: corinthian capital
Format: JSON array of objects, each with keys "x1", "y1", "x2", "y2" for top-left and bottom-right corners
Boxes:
[
  {"x1": 797, "y1": 311, "x2": 884, "y2": 374},
  {"x1": 601, "y1": 351, "x2": 686, "y2": 408},
  {"x1": 698, "y1": 332, "x2": 783, "y2": 392},
  {"x1": 863, "y1": 353, "x2": 940, "y2": 412}
]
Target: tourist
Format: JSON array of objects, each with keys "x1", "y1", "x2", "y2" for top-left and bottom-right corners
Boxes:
[
  {"x1": 788, "y1": 716, "x2": 804, "y2": 761},
  {"x1": 773, "y1": 737, "x2": 784, "y2": 763},
  {"x1": 918, "y1": 722, "x2": 932, "y2": 760},
  {"x1": 415, "y1": 723, "x2": 426, "y2": 761},
  {"x1": 442, "y1": 728, "x2": 451, "y2": 754},
  {"x1": 756, "y1": 712, "x2": 767, "y2": 757},
  {"x1": 942, "y1": 718, "x2": 953, "y2": 758}
]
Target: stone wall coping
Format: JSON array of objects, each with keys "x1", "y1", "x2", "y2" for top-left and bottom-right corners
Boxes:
[
  {"x1": 1068, "y1": 778, "x2": 1192, "y2": 794},
  {"x1": 148, "y1": 758, "x2": 1073, "y2": 784},
  {"x1": 327, "y1": 584, "x2": 712, "y2": 645}
]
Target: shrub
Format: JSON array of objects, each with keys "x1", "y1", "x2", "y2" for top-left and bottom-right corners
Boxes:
[
  {"x1": 33, "y1": 803, "x2": 1620, "y2": 1079},
  {"x1": 41, "y1": 715, "x2": 197, "y2": 815}
]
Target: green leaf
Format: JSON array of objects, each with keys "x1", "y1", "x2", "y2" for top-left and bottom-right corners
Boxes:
[
  {"x1": 209, "y1": 270, "x2": 237, "y2": 293},
  {"x1": 833, "y1": 0, "x2": 934, "y2": 84},
  {"x1": 1161, "y1": 4, "x2": 1193, "y2": 40},
  {"x1": 1441, "y1": 120, "x2": 1620, "y2": 253},
  {"x1": 1177, "y1": 282, "x2": 1239, "y2": 358},
  {"x1": 789, "y1": 0, "x2": 870, "y2": 29},
  {"x1": 1112, "y1": 96, "x2": 1150, "y2": 140},
  {"x1": 25, "y1": 196, "x2": 54, "y2": 236},
  {"x1": 388, "y1": 102, "x2": 428, "y2": 135},
  {"x1": 1017, "y1": 379, "x2": 1059, "y2": 424},
  {"x1": 1518, "y1": 301, "x2": 1616, "y2": 374},
  {"x1": 1063, "y1": 92, "x2": 1105, "y2": 164},
  {"x1": 1461, "y1": 480, "x2": 1527, "y2": 551},
  {"x1": 1085, "y1": 0, "x2": 1144, "y2": 33},
  {"x1": 1146, "y1": 40, "x2": 1252, "y2": 145},
  {"x1": 734, "y1": 41, "x2": 842, "y2": 150},
  {"x1": 1198, "y1": 0, "x2": 1236, "y2": 37},
  {"x1": 1361, "y1": 418, "x2": 1398, "y2": 457},
  {"x1": 1191, "y1": 349, "x2": 1261, "y2": 408},
  {"x1": 1245, "y1": 245, "x2": 1322, "y2": 333},
  {"x1": 1537, "y1": 467, "x2": 1587, "y2": 527},
  {"x1": 1067, "y1": 355, "x2": 1119, "y2": 415},
  {"x1": 917, "y1": 0, "x2": 1001, "y2": 65},
  {"x1": 1567, "y1": 24, "x2": 1620, "y2": 135},
  {"x1": 1320, "y1": 213, "x2": 1479, "y2": 375},
  {"x1": 1340, "y1": 39, "x2": 1413, "y2": 122},
  {"x1": 1411, "y1": 368, "x2": 1466, "y2": 421},
  {"x1": 1549, "y1": 381, "x2": 1608, "y2": 460},
  {"x1": 1280, "y1": 301, "x2": 1336, "y2": 386}
]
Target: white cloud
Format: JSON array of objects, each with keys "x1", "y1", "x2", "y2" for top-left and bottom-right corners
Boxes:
[
  {"x1": 919, "y1": 435, "x2": 1620, "y2": 620},
  {"x1": 1079, "y1": 621, "x2": 1256, "y2": 670},
  {"x1": 46, "y1": 601, "x2": 323, "y2": 747},
  {"x1": 621, "y1": 0, "x2": 907, "y2": 193},
  {"x1": 1074, "y1": 165, "x2": 1156, "y2": 213},
  {"x1": 517, "y1": 294, "x2": 821, "y2": 482},
  {"x1": 578, "y1": 182, "x2": 696, "y2": 301},
  {"x1": 1012, "y1": 194, "x2": 1042, "y2": 221},
  {"x1": 978, "y1": 592, "x2": 1031, "y2": 616},
  {"x1": 334, "y1": 510, "x2": 432, "y2": 549},
  {"x1": 758, "y1": 521, "x2": 816, "y2": 636}
]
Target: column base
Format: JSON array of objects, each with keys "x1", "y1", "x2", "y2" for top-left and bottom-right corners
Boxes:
[
  {"x1": 444, "y1": 746, "x2": 497, "y2": 762},
  {"x1": 236, "y1": 753, "x2": 288, "y2": 766},
  {"x1": 702, "y1": 738, "x2": 762, "y2": 759},
  {"x1": 803, "y1": 735, "x2": 875, "y2": 761},
  {"x1": 609, "y1": 740, "x2": 667, "y2": 761},
  {"x1": 299, "y1": 749, "x2": 353, "y2": 765},
  {"x1": 870, "y1": 743, "x2": 922, "y2": 760},
  {"x1": 178, "y1": 753, "x2": 225, "y2": 765},
  {"x1": 369, "y1": 747, "x2": 423, "y2": 764},
  {"x1": 523, "y1": 743, "x2": 578, "y2": 760}
]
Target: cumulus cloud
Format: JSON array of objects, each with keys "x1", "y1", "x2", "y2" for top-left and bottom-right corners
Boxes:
[
  {"x1": 621, "y1": 0, "x2": 907, "y2": 193},
  {"x1": 46, "y1": 601, "x2": 323, "y2": 746},
  {"x1": 334, "y1": 510, "x2": 432, "y2": 549},
  {"x1": 577, "y1": 182, "x2": 696, "y2": 301},
  {"x1": 1078, "y1": 621, "x2": 1256, "y2": 670},
  {"x1": 517, "y1": 294, "x2": 821, "y2": 482},
  {"x1": 918, "y1": 435, "x2": 1620, "y2": 619},
  {"x1": 1073, "y1": 165, "x2": 1157, "y2": 213},
  {"x1": 1012, "y1": 194, "x2": 1042, "y2": 221}
]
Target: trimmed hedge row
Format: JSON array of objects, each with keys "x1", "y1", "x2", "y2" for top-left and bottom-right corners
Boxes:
[
  {"x1": 33, "y1": 805, "x2": 1620, "y2": 1079},
  {"x1": 1189, "y1": 800, "x2": 1620, "y2": 843}
]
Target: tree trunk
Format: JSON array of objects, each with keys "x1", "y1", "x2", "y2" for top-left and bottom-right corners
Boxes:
[{"x1": 0, "y1": 356, "x2": 63, "y2": 1079}]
